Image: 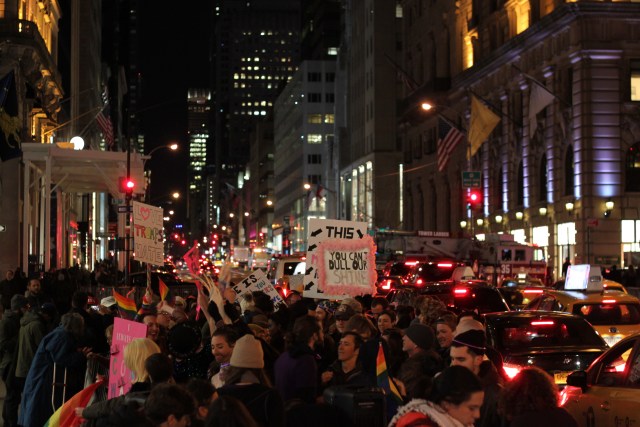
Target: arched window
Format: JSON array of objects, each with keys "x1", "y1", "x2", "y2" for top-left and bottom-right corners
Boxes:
[
  {"x1": 626, "y1": 143, "x2": 640, "y2": 192},
  {"x1": 539, "y1": 156, "x2": 548, "y2": 202},
  {"x1": 564, "y1": 146, "x2": 574, "y2": 196},
  {"x1": 517, "y1": 161, "x2": 524, "y2": 207}
]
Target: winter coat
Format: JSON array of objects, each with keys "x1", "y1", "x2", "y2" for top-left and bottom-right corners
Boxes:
[
  {"x1": 476, "y1": 360, "x2": 504, "y2": 427},
  {"x1": 0, "y1": 311, "x2": 20, "y2": 376},
  {"x1": 217, "y1": 383, "x2": 285, "y2": 427},
  {"x1": 274, "y1": 343, "x2": 318, "y2": 403},
  {"x1": 15, "y1": 310, "x2": 47, "y2": 378},
  {"x1": 18, "y1": 326, "x2": 85, "y2": 427},
  {"x1": 389, "y1": 399, "x2": 472, "y2": 427}
]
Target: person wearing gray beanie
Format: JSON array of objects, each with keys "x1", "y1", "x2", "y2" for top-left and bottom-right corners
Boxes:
[
  {"x1": 398, "y1": 323, "x2": 443, "y2": 400},
  {"x1": 403, "y1": 323, "x2": 435, "y2": 356}
]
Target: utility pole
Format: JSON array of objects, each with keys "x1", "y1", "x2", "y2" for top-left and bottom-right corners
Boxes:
[{"x1": 124, "y1": 136, "x2": 131, "y2": 286}]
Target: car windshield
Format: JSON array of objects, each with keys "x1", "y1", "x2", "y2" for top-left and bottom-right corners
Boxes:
[
  {"x1": 490, "y1": 316, "x2": 604, "y2": 352},
  {"x1": 572, "y1": 303, "x2": 640, "y2": 325},
  {"x1": 387, "y1": 263, "x2": 412, "y2": 277},
  {"x1": 283, "y1": 261, "x2": 304, "y2": 276}
]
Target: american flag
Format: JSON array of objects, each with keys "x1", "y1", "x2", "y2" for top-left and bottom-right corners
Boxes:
[
  {"x1": 96, "y1": 107, "x2": 114, "y2": 149},
  {"x1": 437, "y1": 118, "x2": 464, "y2": 172}
]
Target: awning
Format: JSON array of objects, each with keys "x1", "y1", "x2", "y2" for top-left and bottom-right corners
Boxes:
[{"x1": 21, "y1": 143, "x2": 146, "y2": 197}]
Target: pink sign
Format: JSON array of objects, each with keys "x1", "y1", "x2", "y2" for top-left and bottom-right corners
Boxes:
[
  {"x1": 108, "y1": 317, "x2": 147, "y2": 399},
  {"x1": 316, "y1": 236, "x2": 377, "y2": 296}
]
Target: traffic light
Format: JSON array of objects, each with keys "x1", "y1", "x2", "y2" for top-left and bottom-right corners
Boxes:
[
  {"x1": 119, "y1": 177, "x2": 135, "y2": 195},
  {"x1": 467, "y1": 189, "x2": 482, "y2": 209}
]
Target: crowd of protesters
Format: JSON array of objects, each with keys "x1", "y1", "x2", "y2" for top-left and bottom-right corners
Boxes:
[{"x1": 0, "y1": 265, "x2": 579, "y2": 427}]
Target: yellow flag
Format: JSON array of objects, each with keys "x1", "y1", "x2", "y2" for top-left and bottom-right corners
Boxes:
[{"x1": 468, "y1": 95, "x2": 500, "y2": 159}]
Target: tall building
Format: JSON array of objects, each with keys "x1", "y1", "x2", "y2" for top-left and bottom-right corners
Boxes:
[
  {"x1": 339, "y1": 0, "x2": 401, "y2": 230},
  {"x1": 274, "y1": 60, "x2": 336, "y2": 253},
  {"x1": 400, "y1": 0, "x2": 640, "y2": 279},
  {"x1": 211, "y1": 0, "x2": 301, "y2": 226},
  {"x1": 187, "y1": 88, "x2": 211, "y2": 239}
]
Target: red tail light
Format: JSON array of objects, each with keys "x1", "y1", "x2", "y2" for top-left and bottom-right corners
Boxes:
[
  {"x1": 381, "y1": 280, "x2": 392, "y2": 290},
  {"x1": 602, "y1": 299, "x2": 617, "y2": 304},
  {"x1": 404, "y1": 261, "x2": 418, "y2": 266},
  {"x1": 531, "y1": 320, "x2": 555, "y2": 326},
  {"x1": 523, "y1": 289, "x2": 544, "y2": 294},
  {"x1": 437, "y1": 262, "x2": 453, "y2": 268},
  {"x1": 416, "y1": 278, "x2": 424, "y2": 286},
  {"x1": 282, "y1": 288, "x2": 289, "y2": 297},
  {"x1": 503, "y1": 363, "x2": 522, "y2": 380},
  {"x1": 454, "y1": 288, "x2": 468, "y2": 296}
]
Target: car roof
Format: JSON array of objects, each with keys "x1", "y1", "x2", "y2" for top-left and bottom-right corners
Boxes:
[{"x1": 544, "y1": 289, "x2": 639, "y2": 304}]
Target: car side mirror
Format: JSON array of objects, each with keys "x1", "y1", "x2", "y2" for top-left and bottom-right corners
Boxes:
[{"x1": 566, "y1": 370, "x2": 588, "y2": 391}]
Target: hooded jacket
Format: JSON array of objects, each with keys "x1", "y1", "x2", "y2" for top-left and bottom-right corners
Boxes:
[
  {"x1": 274, "y1": 343, "x2": 318, "y2": 403},
  {"x1": 15, "y1": 310, "x2": 47, "y2": 378}
]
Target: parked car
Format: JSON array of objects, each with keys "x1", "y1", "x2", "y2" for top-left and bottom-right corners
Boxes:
[
  {"x1": 267, "y1": 254, "x2": 306, "y2": 295},
  {"x1": 562, "y1": 333, "x2": 640, "y2": 426},
  {"x1": 498, "y1": 278, "x2": 547, "y2": 310},
  {"x1": 483, "y1": 311, "x2": 608, "y2": 385}
]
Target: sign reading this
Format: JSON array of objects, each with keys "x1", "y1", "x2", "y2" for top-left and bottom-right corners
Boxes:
[{"x1": 132, "y1": 201, "x2": 164, "y2": 266}]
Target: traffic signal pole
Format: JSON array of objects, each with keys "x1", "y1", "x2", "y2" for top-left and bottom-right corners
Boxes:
[{"x1": 124, "y1": 136, "x2": 131, "y2": 286}]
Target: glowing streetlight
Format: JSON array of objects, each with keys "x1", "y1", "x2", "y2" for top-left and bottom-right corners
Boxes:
[
  {"x1": 266, "y1": 199, "x2": 273, "y2": 206},
  {"x1": 172, "y1": 192, "x2": 180, "y2": 199},
  {"x1": 303, "y1": 183, "x2": 311, "y2": 190}
]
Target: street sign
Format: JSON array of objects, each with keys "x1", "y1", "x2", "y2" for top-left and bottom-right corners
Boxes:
[
  {"x1": 0, "y1": 225, "x2": 5, "y2": 232},
  {"x1": 462, "y1": 171, "x2": 482, "y2": 188},
  {"x1": 117, "y1": 205, "x2": 132, "y2": 213}
]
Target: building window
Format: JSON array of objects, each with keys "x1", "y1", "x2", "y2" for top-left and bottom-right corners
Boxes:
[
  {"x1": 565, "y1": 146, "x2": 575, "y2": 196},
  {"x1": 307, "y1": 134, "x2": 322, "y2": 144},
  {"x1": 631, "y1": 60, "x2": 640, "y2": 101},
  {"x1": 307, "y1": 154, "x2": 321, "y2": 164},
  {"x1": 325, "y1": 72, "x2": 335, "y2": 82},
  {"x1": 307, "y1": 174, "x2": 321, "y2": 184},
  {"x1": 626, "y1": 142, "x2": 640, "y2": 192},
  {"x1": 307, "y1": 114, "x2": 322, "y2": 124},
  {"x1": 325, "y1": 93, "x2": 335, "y2": 103},
  {"x1": 539, "y1": 156, "x2": 547, "y2": 202},
  {"x1": 308, "y1": 93, "x2": 322, "y2": 103},
  {"x1": 324, "y1": 114, "x2": 334, "y2": 124},
  {"x1": 308, "y1": 72, "x2": 322, "y2": 82},
  {"x1": 517, "y1": 160, "x2": 524, "y2": 207}
]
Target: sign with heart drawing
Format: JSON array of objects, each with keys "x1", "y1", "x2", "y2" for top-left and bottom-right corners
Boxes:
[{"x1": 132, "y1": 201, "x2": 164, "y2": 265}]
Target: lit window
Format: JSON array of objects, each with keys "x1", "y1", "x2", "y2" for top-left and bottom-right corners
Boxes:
[
  {"x1": 327, "y1": 47, "x2": 338, "y2": 56},
  {"x1": 307, "y1": 134, "x2": 322, "y2": 144},
  {"x1": 631, "y1": 60, "x2": 640, "y2": 101},
  {"x1": 308, "y1": 114, "x2": 323, "y2": 124},
  {"x1": 324, "y1": 114, "x2": 335, "y2": 124}
]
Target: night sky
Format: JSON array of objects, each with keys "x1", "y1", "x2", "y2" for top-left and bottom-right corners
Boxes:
[{"x1": 138, "y1": 1, "x2": 211, "y2": 221}]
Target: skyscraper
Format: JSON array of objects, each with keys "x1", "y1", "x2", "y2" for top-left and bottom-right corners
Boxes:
[{"x1": 187, "y1": 89, "x2": 211, "y2": 238}]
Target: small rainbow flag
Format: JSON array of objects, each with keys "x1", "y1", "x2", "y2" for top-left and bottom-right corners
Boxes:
[
  {"x1": 44, "y1": 379, "x2": 105, "y2": 427},
  {"x1": 113, "y1": 290, "x2": 137, "y2": 320},
  {"x1": 158, "y1": 277, "x2": 169, "y2": 302},
  {"x1": 376, "y1": 342, "x2": 403, "y2": 404}
]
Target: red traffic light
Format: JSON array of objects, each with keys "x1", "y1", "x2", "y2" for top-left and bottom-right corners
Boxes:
[
  {"x1": 119, "y1": 177, "x2": 135, "y2": 194},
  {"x1": 467, "y1": 189, "x2": 482, "y2": 207}
]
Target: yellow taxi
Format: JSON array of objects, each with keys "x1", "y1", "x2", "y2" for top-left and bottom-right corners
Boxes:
[
  {"x1": 524, "y1": 289, "x2": 640, "y2": 347},
  {"x1": 602, "y1": 279, "x2": 628, "y2": 294},
  {"x1": 561, "y1": 333, "x2": 640, "y2": 426}
]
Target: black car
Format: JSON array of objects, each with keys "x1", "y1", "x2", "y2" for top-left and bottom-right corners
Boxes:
[
  {"x1": 498, "y1": 279, "x2": 547, "y2": 310},
  {"x1": 484, "y1": 311, "x2": 608, "y2": 386},
  {"x1": 403, "y1": 260, "x2": 464, "y2": 287},
  {"x1": 387, "y1": 282, "x2": 510, "y2": 315}
]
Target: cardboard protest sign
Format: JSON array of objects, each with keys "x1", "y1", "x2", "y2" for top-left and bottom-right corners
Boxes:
[
  {"x1": 108, "y1": 317, "x2": 148, "y2": 399},
  {"x1": 132, "y1": 201, "x2": 164, "y2": 266},
  {"x1": 303, "y1": 219, "x2": 375, "y2": 299},
  {"x1": 231, "y1": 268, "x2": 286, "y2": 310}
]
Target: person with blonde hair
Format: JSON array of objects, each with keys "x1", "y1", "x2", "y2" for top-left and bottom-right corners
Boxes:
[
  {"x1": 124, "y1": 337, "x2": 162, "y2": 383},
  {"x1": 76, "y1": 338, "x2": 162, "y2": 422}
]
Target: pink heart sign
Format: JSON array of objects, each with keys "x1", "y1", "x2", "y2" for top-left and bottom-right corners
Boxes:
[{"x1": 139, "y1": 207, "x2": 150, "y2": 220}]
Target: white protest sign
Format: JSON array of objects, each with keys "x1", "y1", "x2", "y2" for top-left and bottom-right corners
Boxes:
[
  {"x1": 303, "y1": 219, "x2": 376, "y2": 299},
  {"x1": 132, "y1": 201, "x2": 164, "y2": 265},
  {"x1": 232, "y1": 268, "x2": 286, "y2": 310}
]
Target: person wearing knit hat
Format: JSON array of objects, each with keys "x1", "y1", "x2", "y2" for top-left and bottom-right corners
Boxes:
[
  {"x1": 217, "y1": 334, "x2": 284, "y2": 427},
  {"x1": 341, "y1": 297, "x2": 363, "y2": 314},
  {"x1": 455, "y1": 317, "x2": 485, "y2": 335},
  {"x1": 403, "y1": 323, "x2": 435, "y2": 355},
  {"x1": 451, "y1": 329, "x2": 504, "y2": 427},
  {"x1": 230, "y1": 334, "x2": 264, "y2": 369}
]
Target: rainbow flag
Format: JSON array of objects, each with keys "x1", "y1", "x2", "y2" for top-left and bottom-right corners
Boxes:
[
  {"x1": 44, "y1": 379, "x2": 105, "y2": 427},
  {"x1": 158, "y1": 277, "x2": 169, "y2": 301},
  {"x1": 376, "y1": 342, "x2": 403, "y2": 404},
  {"x1": 113, "y1": 290, "x2": 137, "y2": 320}
]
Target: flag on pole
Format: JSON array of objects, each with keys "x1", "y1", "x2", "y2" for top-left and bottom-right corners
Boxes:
[
  {"x1": 528, "y1": 83, "x2": 555, "y2": 138},
  {"x1": 376, "y1": 342, "x2": 403, "y2": 404},
  {"x1": 96, "y1": 108, "x2": 114, "y2": 149},
  {"x1": 158, "y1": 277, "x2": 169, "y2": 301},
  {"x1": 183, "y1": 242, "x2": 201, "y2": 276},
  {"x1": 44, "y1": 379, "x2": 105, "y2": 427},
  {"x1": 437, "y1": 118, "x2": 464, "y2": 172},
  {"x1": 0, "y1": 70, "x2": 22, "y2": 162},
  {"x1": 112, "y1": 290, "x2": 137, "y2": 320},
  {"x1": 316, "y1": 184, "x2": 327, "y2": 200},
  {"x1": 468, "y1": 95, "x2": 500, "y2": 159}
]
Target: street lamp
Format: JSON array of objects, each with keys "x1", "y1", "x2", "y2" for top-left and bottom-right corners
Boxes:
[{"x1": 147, "y1": 142, "x2": 179, "y2": 157}]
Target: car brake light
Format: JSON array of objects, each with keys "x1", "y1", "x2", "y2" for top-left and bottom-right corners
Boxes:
[
  {"x1": 416, "y1": 278, "x2": 424, "y2": 286},
  {"x1": 503, "y1": 363, "x2": 522, "y2": 380},
  {"x1": 282, "y1": 287, "x2": 289, "y2": 297},
  {"x1": 437, "y1": 262, "x2": 453, "y2": 268},
  {"x1": 382, "y1": 280, "x2": 392, "y2": 290},
  {"x1": 523, "y1": 289, "x2": 544, "y2": 294},
  {"x1": 531, "y1": 320, "x2": 555, "y2": 326},
  {"x1": 454, "y1": 288, "x2": 468, "y2": 296},
  {"x1": 615, "y1": 362, "x2": 626, "y2": 372},
  {"x1": 602, "y1": 299, "x2": 616, "y2": 304},
  {"x1": 404, "y1": 261, "x2": 418, "y2": 266}
]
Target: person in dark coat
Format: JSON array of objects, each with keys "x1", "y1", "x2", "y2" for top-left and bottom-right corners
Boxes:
[
  {"x1": 18, "y1": 313, "x2": 90, "y2": 427},
  {"x1": 274, "y1": 315, "x2": 320, "y2": 403}
]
